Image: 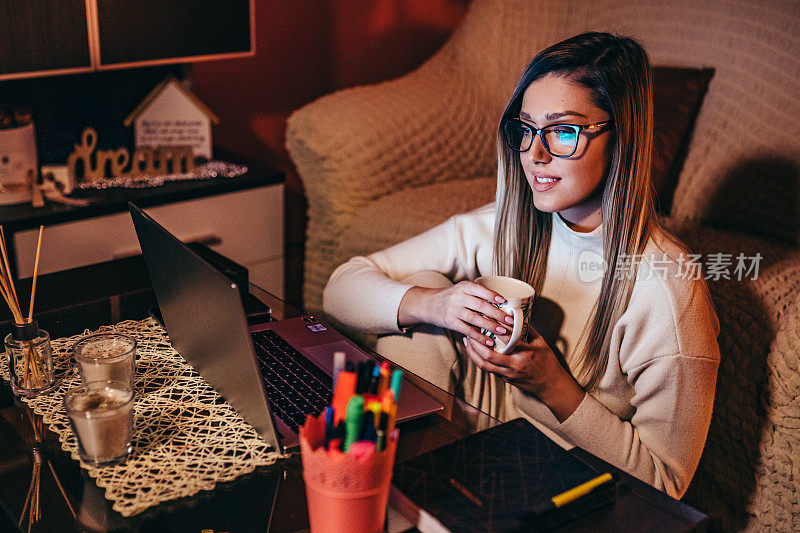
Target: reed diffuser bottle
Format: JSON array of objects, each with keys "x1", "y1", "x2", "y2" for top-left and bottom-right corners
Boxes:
[
  {"x1": 1, "y1": 225, "x2": 54, "y2": 396},
  {"x1": 5, "y1": 319, "x2": 54, "y2": 396}
]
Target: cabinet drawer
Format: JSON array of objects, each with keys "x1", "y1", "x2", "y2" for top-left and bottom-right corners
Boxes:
[{"x1": 15, "y1": 184, "x2": 283, "y2": 278}]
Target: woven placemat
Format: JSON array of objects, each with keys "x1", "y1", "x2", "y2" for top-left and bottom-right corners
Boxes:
[{"x1": 0, "y1": 318, "x2": 284, "y2": 517}]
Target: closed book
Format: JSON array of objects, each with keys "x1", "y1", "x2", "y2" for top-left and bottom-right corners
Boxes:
[{"x1": 391, "y1": 418, "x2": 616, "y2": 532}]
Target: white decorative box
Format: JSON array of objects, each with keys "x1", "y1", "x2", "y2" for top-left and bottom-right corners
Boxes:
[{"x1": 0, "y1": 122, "x2": 38, "y2": 205}]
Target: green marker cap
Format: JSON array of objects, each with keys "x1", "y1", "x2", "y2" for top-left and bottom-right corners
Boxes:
[
  {"x1": 391, "y1": 370, "x2": 403, "y2": 403},
  {"x1": 343, "y1": 395, "x2": 365, "y2": 452}
]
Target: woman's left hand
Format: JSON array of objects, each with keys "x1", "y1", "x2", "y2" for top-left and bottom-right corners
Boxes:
[{"x1": 463, "y1": 326, "x2": 586, "y2": 422}]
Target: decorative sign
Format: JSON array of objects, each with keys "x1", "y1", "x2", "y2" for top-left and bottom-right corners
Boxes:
[
  {"x1": 123, "y1": 77, "x2": 219, "y2": 159},
  {"x1": 137, "y1": 117, "x2": 207, "y2": 158},
  {"x1": 67, "y1": 128, "x2": 195, "y2": 183}
]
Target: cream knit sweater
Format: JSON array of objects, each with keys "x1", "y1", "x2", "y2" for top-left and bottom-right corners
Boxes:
[{"x1": 323, "y1": 204, "x2": 720, "y2": 499}]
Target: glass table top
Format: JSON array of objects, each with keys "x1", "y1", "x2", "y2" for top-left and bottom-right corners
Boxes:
[{"x1": 0, "y1": 258, "x2": 706, "y2": 532}]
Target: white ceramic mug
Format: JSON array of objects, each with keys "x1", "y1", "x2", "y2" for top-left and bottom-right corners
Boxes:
[{"x1": 474, "y1": 275, "x2": 535, "y2": 354}]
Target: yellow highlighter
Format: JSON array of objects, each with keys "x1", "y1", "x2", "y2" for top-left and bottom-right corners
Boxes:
[
  {"x1": 366, "y1": 400, "x2": 382, "y2": 427},
  {"x1": 533, "y1": 473, "x2": 614, "y2": 515}
]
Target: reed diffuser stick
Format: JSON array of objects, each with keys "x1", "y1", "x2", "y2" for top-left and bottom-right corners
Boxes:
[
  {"x1": 0, "y1": 227, "x2": 21, "y2": 313},
  {"x1": 0, "y1": 241, "x2": 23, "y2": 324},
  {"x1": 0, "y1": 276, "x2": 23, "y2": 323},
  {"x1": 28, "y1": 226, "x2": 43, "y2": 321},
  {"x1": 0, "y1": 284, "x2": 18, "y2": 320}
]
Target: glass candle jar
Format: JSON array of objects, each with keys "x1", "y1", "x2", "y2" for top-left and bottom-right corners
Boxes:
[
  {"x1": 72, "y1": 333, "x2": 137, "y2": 388},
  {"x1": 5, "y1": 320, "x2": 55, "y2": 397},
  {"x1": 64, "y1": 381, "x2": 134, "y2": 467}
]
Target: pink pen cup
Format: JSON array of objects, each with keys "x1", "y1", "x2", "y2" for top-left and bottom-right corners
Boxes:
[{"x1": 300, "y1": 422, "x2": 398, "y2": 533}]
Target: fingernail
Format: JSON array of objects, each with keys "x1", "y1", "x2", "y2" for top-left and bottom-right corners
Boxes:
[
  {"x1": 494, "y1": 296, "x2": 506, "y2": 303},
  {"x1": 505, "y1": 316, "x2": 514, "y2": 325},
  {"x1": 496, "y1": 326, "x2": 507, "y2": 334},
  {"x1": 485, "y1": 339, "x2": 494, "y2": 346}
]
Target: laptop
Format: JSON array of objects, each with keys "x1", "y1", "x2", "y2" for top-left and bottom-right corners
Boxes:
[{"x1": 128, "y1": 202, "x2": 441, "y2": 453}]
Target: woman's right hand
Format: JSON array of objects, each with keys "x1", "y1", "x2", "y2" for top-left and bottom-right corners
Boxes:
[{"x1": 397, "y1": 282, "x2": 515, "y2": 347}]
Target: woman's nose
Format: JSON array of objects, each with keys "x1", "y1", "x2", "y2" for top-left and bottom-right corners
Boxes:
[{"x1": 528, "y1": 132, "x2": 551, "y2": 163}]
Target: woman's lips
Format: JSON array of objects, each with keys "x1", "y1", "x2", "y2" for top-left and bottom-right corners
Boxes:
[{"x1": 530, "y1": 173, "x2": 561, "y2": 192}]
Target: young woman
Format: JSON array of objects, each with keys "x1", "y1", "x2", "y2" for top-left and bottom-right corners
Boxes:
[{"x1": 323, "y1": 33, "x2": 720, "y2": 499}]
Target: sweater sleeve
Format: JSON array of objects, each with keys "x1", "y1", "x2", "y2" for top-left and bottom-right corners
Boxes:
[
  {"x1": 511, "y1": 275, "x2": 720, "y2": 499},
  {"x1": 323, "y1": 205, "x2": 494, "y2": 334},
  {"x1": 556, "y1": 354, "x2": 718, "y2": 499}
]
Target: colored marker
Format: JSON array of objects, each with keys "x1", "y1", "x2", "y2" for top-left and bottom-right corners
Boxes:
[
  {"x1": 343, "y1": 395, "x2": 365, "y2": 452},
  {"x1": 369, "y1": 365, "x2": 381, "y2": 395},
  {"x1": 382, "y1": 389, "x2": 397, "y2": 435},
  {"x1": 323, "y1": 406, "x2": 335, "y2": 448},
  {"x1": 376, "y1": 411, "x2": 389, "y2": 451},
  {"x1": 378, "y1": 410, "x2": 389, "y2": 432},
  {"x1": 362, "y1": 413, "x2": 377, "y2": 442},
  {"x1": 332, "y1": 351, "x2": 346, "y2": 390},
  {"x1": 529, "y1": 473, "x2": 614, "y2": 516},
  {"x1": 356, "y1": 362, "x2": 370, "y2": 393},
  {"x1": 552, "y1": 473, "x2": 613, "y2": 508},
  {"x1": 360, "y1": 393, "x2": 378, "y2": 405},
  {"x1": 377, "y1": 362, "x2": 390, "y2": 397},
  {"x1": 375, "y1": 429, "x2": 387, "y2": 452},
  {"x1": 332, "y1": 371, "x2": 356, "y2": 425},
  {"x1": 366, "y1": 400, "x2": 382, "y2": 427},
  {"x1": 390, "y1": 369, "x2": 403, "y2": 403},
  {"x1": 348, "y1": 440, "x2": 376, "y2": 460}
]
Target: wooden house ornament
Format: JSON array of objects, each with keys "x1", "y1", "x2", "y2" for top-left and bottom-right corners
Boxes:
[{"x1": 124, "y1": 76, "x2": 219, "y2": 159}]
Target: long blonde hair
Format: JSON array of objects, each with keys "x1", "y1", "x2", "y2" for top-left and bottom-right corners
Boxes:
[{"x1": 494, "y1": 33, "x2": 657, "y2": 390}]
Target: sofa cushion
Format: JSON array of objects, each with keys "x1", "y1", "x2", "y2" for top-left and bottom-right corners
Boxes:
[
  {"x1": 651, "y1": 67, "x2": 714, "y2": 215},
  {"x1": 337, "y1": 177, "x2": 497, "y2": 260},
  {"x1": 702, "y1": 157, "x2": 800, "y2": 245}
]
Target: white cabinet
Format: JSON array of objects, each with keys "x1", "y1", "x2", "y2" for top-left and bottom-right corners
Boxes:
[{"x1": 14, "y1": 183, "x2": 285, "y2": 298}]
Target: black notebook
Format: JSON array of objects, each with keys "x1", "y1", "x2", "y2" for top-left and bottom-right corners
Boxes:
[{"x1": 391, "y1": 418, "x2": 616, "y2": 532}]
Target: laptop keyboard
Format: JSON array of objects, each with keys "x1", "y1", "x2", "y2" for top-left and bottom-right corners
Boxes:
[{"x1": 251, "y1": 330, "x2": 333, "y2": 432}]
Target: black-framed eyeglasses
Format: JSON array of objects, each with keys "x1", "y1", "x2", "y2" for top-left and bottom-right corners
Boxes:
[{"x1": 502, "y1": 118, "x2": 613, "y2": 158}]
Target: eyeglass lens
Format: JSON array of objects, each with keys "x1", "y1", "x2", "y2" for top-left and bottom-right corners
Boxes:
[{"x1": 504, "y1": 120, "x2": 579, "y2": 156}]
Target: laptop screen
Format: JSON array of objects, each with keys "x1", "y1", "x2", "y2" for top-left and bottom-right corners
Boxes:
[{"x1": 129, "y1": 202, "x2": 282, "y2": 452}]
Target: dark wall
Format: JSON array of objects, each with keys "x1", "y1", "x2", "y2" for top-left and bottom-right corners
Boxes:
[
  {"x1": 191, "y1": 0, "x2": 468, "y2": 173},
  {"x1": 189, "y1": 0, "x2": 469, "y2": 305},
  {"x1": 0, "y1": 65, "x2": 184, "y2": 165}
]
